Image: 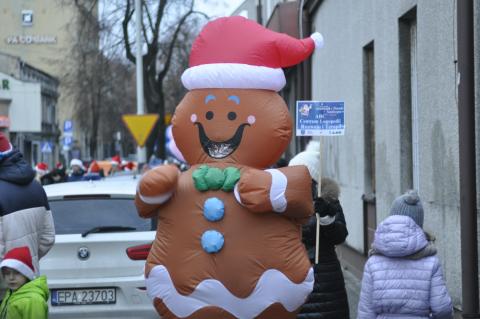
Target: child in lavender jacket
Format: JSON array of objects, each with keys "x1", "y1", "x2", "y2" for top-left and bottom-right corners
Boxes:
[{"x1": 357, "y1": 190, "x2": 453, "y2": 319}]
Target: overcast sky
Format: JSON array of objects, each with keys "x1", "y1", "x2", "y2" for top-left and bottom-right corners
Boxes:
[{"x1": 195, "y1": 0, "x2": 245, "y2": 18}]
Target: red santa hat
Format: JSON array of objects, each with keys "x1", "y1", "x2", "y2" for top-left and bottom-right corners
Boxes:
[
  {"x1": 35, "y1": 162, "x2": 49, "y2": 174},
  {"x1": 0, "y1": 246, "x2": 35, "y2": 280},
  {"x1": 181, "y1": 16, "x2": 324, "y2": 92},
  {"x1": 88, "y1": 161, "x2": 100, "y2": 173},
  {"x1": 111, "y1": 155, "x2": 121, "y2": 166},
  {"x1": 0, "y1": 132, "x2": 13, "y2": 155}
]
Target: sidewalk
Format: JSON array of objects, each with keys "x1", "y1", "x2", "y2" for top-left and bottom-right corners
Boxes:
[{"x1": 342, "y1": 265, "x2": 361, "y2": 319}]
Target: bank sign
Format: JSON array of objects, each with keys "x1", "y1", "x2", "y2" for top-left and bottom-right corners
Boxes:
[{"x1": 296, "y1": 101, "x2": 345, "y2": 136}]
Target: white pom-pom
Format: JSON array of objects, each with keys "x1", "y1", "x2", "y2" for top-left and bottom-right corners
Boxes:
[{"x1": 310, "y1": 32, "x2": 324, "y2": 49}]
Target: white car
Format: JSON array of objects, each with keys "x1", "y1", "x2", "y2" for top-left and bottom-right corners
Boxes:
[{"x1": 41, "y1": 177, "x2": 158, "y2": 319}]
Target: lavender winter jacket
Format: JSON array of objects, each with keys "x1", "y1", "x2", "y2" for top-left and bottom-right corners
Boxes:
[{"x1": 357, "y1": 215, "x2": 453, "y2": 319}]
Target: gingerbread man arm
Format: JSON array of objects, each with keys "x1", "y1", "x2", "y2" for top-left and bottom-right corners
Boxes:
[
  {"x1": 234, "y1": 165, "x2": 314, "y2": 219},
  {"x1": 135, "y1": 164, "x2": 180, "y2": 218}
]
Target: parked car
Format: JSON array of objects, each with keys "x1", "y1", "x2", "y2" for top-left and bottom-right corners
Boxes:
[{"x1": 41, "y1": 177, "x2": 157, "y2": 319}]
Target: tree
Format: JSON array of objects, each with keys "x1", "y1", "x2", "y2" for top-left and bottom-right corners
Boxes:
[
  {"x1": 121, "y1": 0, "x2": 208, "y2": 159},
  {"x1": 60, "y1": 0, "x2": 137, "y2": 160}
]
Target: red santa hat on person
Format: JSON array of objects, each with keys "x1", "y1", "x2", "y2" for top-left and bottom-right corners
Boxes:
[
  {"x1": 181, "y1": 16, "x2": 324, "y2": 92},
  {"x1": 0, "y1": 132, "x2": 13, "y2": 156},
  {"x1": 35, "y1": 162, "x2": 49, "y2": 175},
  {"x1": 111, "y1": 155, "x2": 121, "y2": 166},
  {"x1": 0, "y1": 246, "x2": 35, "y2": 280},
  {"x1": 88, "y1": 161, "x2": 100, "y2": 173}
]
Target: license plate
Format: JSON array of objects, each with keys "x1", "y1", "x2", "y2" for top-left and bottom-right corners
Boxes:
[{"x1": 51, "y1": 287, "x2": 116, "y2": 306}]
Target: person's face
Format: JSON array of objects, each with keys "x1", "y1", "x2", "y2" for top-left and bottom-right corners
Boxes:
[
  {"x1": 2, "y1": 267, "x2": 28, "y2": 291},
  {"x1": 72, "y1": 165, "x2": 81, "y2": 173}
]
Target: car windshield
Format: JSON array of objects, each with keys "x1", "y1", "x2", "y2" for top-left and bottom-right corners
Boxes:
[{"x1": 49, "y1": 198, "x2": 153, "y2": 235}]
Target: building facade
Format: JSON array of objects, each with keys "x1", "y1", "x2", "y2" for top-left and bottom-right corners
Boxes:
[
  {"x1": 233, "y1": 0, "x2": 479, "y2": 314},
  {"x1": 0, "y1": 0, "x2": 98, "y2": 163},
  {"x1": 0, "y1": 51, "x2": 59, "y2": 167},
  {"x1": 303, "y1": 0, "x2": 480, "y2": 314}
]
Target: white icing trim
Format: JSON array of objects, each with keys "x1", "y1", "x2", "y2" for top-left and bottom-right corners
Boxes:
[
  {"x1": 0, "y1": 259, "x2": 35, "y2": 280},
  {"x1": 137, "y1": 183, "x2": 173, "y2": 205},
  {"x1": 310, "y1": 32, "x2": 324, "y2": 49},
  {"x1": 181, "y1": 63, "x2": 286, "y2": 91},
  {"x1": 146, "y1": 265, "x2": 314, "y2": 318},
  {"x1": 233, "y1": 183, "x2": 243, "y2": 206},
  {"x1": 265, "y1": 169, "x2": 287, "y2": 213}
]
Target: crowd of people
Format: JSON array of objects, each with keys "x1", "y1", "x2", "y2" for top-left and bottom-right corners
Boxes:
[
  {"x1": 0, "y1": 129, "x2": 454, "y2": 318},
  {"x1": 32, "y1": 155, "x2": 138, "y2": 185}
]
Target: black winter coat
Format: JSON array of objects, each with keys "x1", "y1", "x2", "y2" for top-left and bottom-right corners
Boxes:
[{"x1": 298, "y1": 199, "x2": 350, "y2": 319}]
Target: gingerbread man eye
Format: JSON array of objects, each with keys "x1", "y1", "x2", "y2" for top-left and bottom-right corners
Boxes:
[
  {"x1": 206, "y1": 111, "x2": 214, "y2": 120},
  {"x1": 227, "y1": 112, "x2": 237, "y2": 121}
]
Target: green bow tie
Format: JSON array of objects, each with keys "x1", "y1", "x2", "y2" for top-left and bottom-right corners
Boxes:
[{"x1": 192, "y1": 165, "x2": 241, "y2": 192}]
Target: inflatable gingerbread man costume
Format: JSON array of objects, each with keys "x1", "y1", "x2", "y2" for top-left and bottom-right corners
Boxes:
[{"x1": 135, "y1": 16, "x2": 324, "y2": 319}]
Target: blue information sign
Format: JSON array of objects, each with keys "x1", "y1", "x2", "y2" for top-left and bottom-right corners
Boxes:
[
  {"x1": 64, "y1": 120, "x2": 73, "y2": 136},
  {"x1": 63, "y1": 136, "x2": 73, "y2": 146},
  {"x1": 296, "y1": 101, "x2": 345, "y2": 136}
]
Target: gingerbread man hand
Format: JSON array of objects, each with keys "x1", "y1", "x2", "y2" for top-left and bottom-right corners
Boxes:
[
  {"x1": 135, "y1": 164, "x2": 180, "y2": 218},
  {"x1": 234, "y1": 166, "x2": 314, "y2": 219}
]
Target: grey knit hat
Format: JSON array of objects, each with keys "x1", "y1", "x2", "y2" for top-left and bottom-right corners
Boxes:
[{"x1": 390, "y1": 190, "x2": 424, "y2": 228}]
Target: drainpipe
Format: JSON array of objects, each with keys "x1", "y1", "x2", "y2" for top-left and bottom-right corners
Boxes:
[{"x1": 457, "y1": 0, "x2": 479, "y2": 317}]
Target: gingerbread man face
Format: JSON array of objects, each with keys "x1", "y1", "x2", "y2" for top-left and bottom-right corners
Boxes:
[{"x1": 172, "y1": 88, "x2": 292, "y2": 169}]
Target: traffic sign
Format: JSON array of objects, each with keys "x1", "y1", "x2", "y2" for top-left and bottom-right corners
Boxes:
[
  {"x1": 122, "y1": 114, "x2": 159, "y2": 147},
  {"x1": 296, "y1": 101, "x2": 345, "y2": 136},
  {"x1": 41, "y1": 142, "x2": 53, "y2": 153},
  {"x1": 64, "y1": 120, "x2": 73, "y2": 136},
  {"x1": 63, "y1": 136, "x2": 73, "y2": 146}
]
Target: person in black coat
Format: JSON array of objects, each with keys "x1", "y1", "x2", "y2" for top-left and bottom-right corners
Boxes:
[{"x1": 289, "y1": 145, "x2": 349, "y2": 319}]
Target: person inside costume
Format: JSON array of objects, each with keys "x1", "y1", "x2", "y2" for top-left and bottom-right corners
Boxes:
[
  {"x1": 288, "y1": 141, "x2": 350, "y2": 319},
  {"x1": 358, "y1": 190, "x2": 453, "y2": 318},
  {"x1": 0, "y1": 246, "x2": 49, "y2": 319},
  {"x1": 135, "y1": 16, "x2": 324, "y2": 319}
]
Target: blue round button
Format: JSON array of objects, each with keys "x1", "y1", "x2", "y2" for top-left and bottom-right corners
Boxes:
[
  {"x1": 203, "y1": 197, "x2": 225, "y2": 222},
  {"x1": 201, "y1": 230, "x2": 224, "y2": 253}
]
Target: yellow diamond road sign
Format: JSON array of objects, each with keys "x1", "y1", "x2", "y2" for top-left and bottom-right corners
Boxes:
[{"x1": 122, "y1": 114, "x2": 159, "y2": 147}]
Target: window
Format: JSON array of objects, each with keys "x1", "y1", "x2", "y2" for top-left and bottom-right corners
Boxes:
[
  {"x1": 49, "y1": 198, "x2": 154, "y2": 235},
  {"x1": 399, "y1": 7, "x2": 418, "y2": 191},
  {"x1": 21, "y1": 10, "x2": 33, "y2": 26}
]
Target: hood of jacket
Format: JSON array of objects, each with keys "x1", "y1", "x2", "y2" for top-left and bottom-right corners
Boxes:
[
  {"x1": 372, "y1": 215, "x2": 428, "y2": 257},
  {"x1": 0, "y1": 150, "x2": 35, "y2": 185},
  {"x1": 6, "y1": 276, "x2": 49, "y2": 302}
]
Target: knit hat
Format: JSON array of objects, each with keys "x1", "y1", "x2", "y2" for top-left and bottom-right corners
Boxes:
[
  {"x1": 181, "y1": 16, "x2": 323, "y2": 92},
  {"x1": 288, "y1": 139, "x2": 321, "y2": 182},
  {"x1": 390, "y1": 190, "x2": 424, "y2": 228},
  {"x1": 0, "y1": 132, "x2": 12, "y2": 155},
  {"x1": 288, "y1": 151, "x2": 320, "y2": 183},
  {"x1": 0, "y1": 246, "x2": 35, "y2": 280}
]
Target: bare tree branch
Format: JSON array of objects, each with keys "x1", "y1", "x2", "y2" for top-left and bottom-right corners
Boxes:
[{"x1": 122, "y1": 0, "x2": 135, "y2": 63}]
